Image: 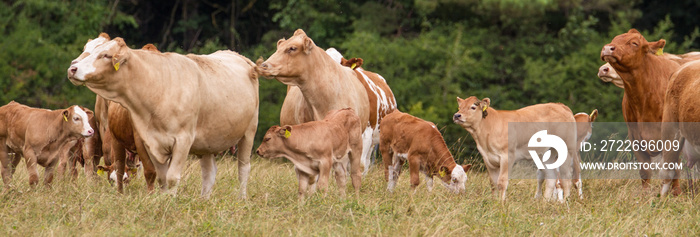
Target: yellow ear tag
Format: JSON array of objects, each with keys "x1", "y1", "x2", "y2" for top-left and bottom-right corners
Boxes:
[
  {"x1": 63, "y1": 114, "x2": 68, "y2": 122},
  {"x1": 351, "y1": 63, "x2": 357, "y2": 69},
  {"x1": 482, "y1": 105, "x2": 488, "y2": 112},
  {"x1": 114, "y1": 62, "x2": 120, "y2": 71},
  {"x1": 439, "y1": 169, "x2": 446, "y2": 177},
  {"x1": 97, "y1": 169, "x2": 104, "y2": 176},
  {"x1": 284, "y1": 129, "x2": 291, "y2": 139},
  {"x1": 656, "y1": 48, "x2": 663, "y2": 56}
]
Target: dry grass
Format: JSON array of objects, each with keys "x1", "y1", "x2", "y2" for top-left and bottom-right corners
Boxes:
[{"x1": 1, "y1": 156, "x2": 699, "y2": 236}]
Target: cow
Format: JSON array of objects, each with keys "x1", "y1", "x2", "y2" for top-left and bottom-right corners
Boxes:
[
  {"x1": 601, "y1": 29, "x2": 683, "y2": 188},
  {"x1": 379, "y1": 110, "x2": 472, "y2": 194},
  {"x1": 659, "y1": 60, "x2": 700, "y2": 196},
  {"x1": 0, "y1": 101, "x2": 94, "y2": 186},
  {"x1": 598, "y1": 52, "x2": 700, "y2": 89},
  {"x1": 57, "y1": 106, "x2": 100, "y2": 180},
  {"x1": 557, "y1": 109, "x2": 598, "y2": 199},
  {"x1": 256, "y1": 108, "x2": 363, "y2": 200},
  {"x1": 326, "y1": 48, "x2": 398, "y2": 166},
  {"x1": 67, "y1": 34, "x2": 259, "y2": 198},
  {"x1": 453, "y1": 96, "x2": 578, "y2": 201},
  {"x1": 258, "y1": 29, "x2": 371, "y2": 176}
]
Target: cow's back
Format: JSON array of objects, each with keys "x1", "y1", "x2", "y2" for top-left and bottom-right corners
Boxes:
[{"x1": 380, "y1": 111, "x2": 436, "y2": 152}]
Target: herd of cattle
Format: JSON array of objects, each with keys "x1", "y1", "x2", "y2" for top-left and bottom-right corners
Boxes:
[{"x1": 0, "y1": 28, "x2": 699, "y2": 202}]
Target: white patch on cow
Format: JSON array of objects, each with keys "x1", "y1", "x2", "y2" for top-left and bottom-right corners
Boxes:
[
  {"x1": 73, "y1": 41, "x2": 117, "y2": 81},
  {"x1": 73, "y1": 106, "x2": 93, "y2": 136},
  {"x1": 357, "y1": 69, "x2": 394, "y2": 124},
  {"x1": 84, "y1": 37, "x2": 109, "y2": 54},
  {"x1": 360, "y1": 126, "x2": 374, "y2": 176},
  {"x1": 387, "y1": 152, "x2": 408, "y2": 192},
  {"x1": 108, "y1": 170, "x2": 129, "y2": 183},
  {"x1": 325, "y1": 48, "x2": 343, "y2": 64},
  {"x1": 447, "y1": 165, "x2": 467, "y2": 193}
]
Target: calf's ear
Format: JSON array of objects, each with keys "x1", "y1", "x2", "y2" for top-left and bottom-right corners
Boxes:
[
  {"x1": 439, "y1": 166, "x2": 449, "y2": 177},
  {"x1": 62, "y1": 110, "x2": 70, "y2": 122},
  {"x1": 589, "y1": 109, "x2": 598, "y2": 122},
  {"x1": 462, "y1": 164, "x2": 472, "y2": 172},
  {"x1": 303, "y1": 37, "x2": 315, "y2": 55}
]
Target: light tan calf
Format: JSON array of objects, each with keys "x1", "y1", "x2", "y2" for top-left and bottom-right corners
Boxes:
[
  {"x1": 256, "y1": 108, "x2": 363, "y2": 200},
  {"x1": 453, "y1": 96, "x2": 578, "y2": 201}
]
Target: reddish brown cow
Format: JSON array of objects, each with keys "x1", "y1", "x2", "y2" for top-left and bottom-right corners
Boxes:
[
  {"x1": 601, "y1": 29, "x2": 681, "y2": 188},
  {"x1": 0, "y1": 101, "x2": 93, "y2": 186},
  {"x1": 380, "y1": 110, "x2": 472, "y2": 194}
]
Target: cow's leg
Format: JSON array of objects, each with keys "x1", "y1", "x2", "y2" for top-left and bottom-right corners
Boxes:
[
  {"x1": 660, "y1": 139, "x2": 684, "y2": 197},
  {"x1": 424, "y1": 173, "x2": 434, "y2": 192},
  {"x1": 236, "y1": 117, "x2": 257, "y2": 199},
  {"x1": 296, "y1": 169, "x2": 310, "y2": 201},
  {"x1": 200, "y1": 154, "x2": 217, "y2": 199},
  {"x1": 542, "y1": 169, "x2": 557, "y2": 202},
  {"x1": 497, "y1": 156, "x2": 509, "y2": 201},
  {"x1": 360, "y1": 127, "x2": 374, "y2": 176},
  {"x1": 316, "y1": 159, "x2": 332, "y2": 196},
  {"x1": 349, "y1": 135, "x2": 364, "y2": 196},
  {"x1": 23, "y1": 148, "x2": 40, "y2": 186},
  {"x1": 43, "y1": 159, "x2": 58, "y2": 185},
  {"x1": 164, "y1": 136, "x2": 194, "y2": 196},
  {"x1": 380, "y1": 143, "x2": 393, "y2": 182},
  {"x1": 0, "y1": 145, "x2": 12, "y2": 185},
  {"x1": 386, "y1": 153, "x2": 402, "y2": 192},
  {"x1": 332, "y1": 160, "x2": 348, "y2": 197},
  {"x1": 111, "y1": 140, "x2": 127, "y2": 193},
  {"x1": 535, "y1": 169, "x2": 544, "y2": 199},
  {"x1": 408, "y1": 154, "x2": 421, "y2": 191},
  {"x1": 134, "y1": 133, "x2": 156, "y2": 192}
]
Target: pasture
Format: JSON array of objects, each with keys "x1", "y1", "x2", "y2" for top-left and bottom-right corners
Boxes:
[{"x1": 1, "y1": 156, "x2": 698, "y2": 236}]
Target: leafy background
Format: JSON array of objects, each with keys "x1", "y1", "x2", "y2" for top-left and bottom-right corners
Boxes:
[{"x1": 1, "y1": 0, "x2": 698, "y2": 167}]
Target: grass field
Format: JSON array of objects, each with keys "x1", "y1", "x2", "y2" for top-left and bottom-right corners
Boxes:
[{"x1": 1, "y1": 155, "x2": 699, "y2": 236}]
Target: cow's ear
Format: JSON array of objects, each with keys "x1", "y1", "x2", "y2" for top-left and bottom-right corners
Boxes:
[
  {"x1": 589, "y1": 109, "x2": 598, "y2": 122},
  {"x1": 294, "y1": 29, "x2": 307, "y2": 37},
  {"x1": 351, "y1": 58, "x2": 363, "y2": 69},
  {"x1": 303, "y1": 37, "x2": 315, "y2": 54},
  {"x1": 481, "y1": 98, "x2": 491, "y2": 110},
  {"x1": 99, "y1": 32, "x2": 111, "y2": 40},
  {"x1": 112, "y1": 37, "x2": 130, "y2": 71},
  {"x1": 439, "y1": 166, "x2": 449, "y2": 178},
  {"x1": 462, "y1": 164, "x2": 472, "y2": 172},
  {"x1": 456, "y1": 97, "x2": 464, "y2": 104},
  {"x1": 627, "y1": 29, "x2": 640, "y2": 34},
  {"x1": 277, "y1": 38, "x2": 286, "y2": 47},
  {"x1": 62, "y1": 110, "x2": 70, "y2": 122},
  {"x1": 648, "y1": 39, "x2": 666, "y2": 55},
  {"x1": 96, "y1": 165, "x2": 109, "y2": 176}
]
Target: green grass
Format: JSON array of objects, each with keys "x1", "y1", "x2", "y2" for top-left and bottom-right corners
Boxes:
[{"x1": 1, "y1": 156, "x2": 699, "y2": 236}]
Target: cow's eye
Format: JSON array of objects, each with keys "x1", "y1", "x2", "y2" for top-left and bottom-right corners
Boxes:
[
  {"x1": 104, "y1": 54, "x2": 112, "y2": 59},
  {"x1": 470, "y1": 106, "x2": 476, "y2": 110},
  {"x1": 452, "y1": 178, "x2": 458, "y2": 183},
  {"x1": 288, "y1": 46, "x2": 297, "y2": 52},
  {"x1": 263, "y1": 137, "x2": 271, "y2": 142},
  {"x1": 73, "y1": 117, "x2": 80, "y2": 121},
  {"x1": 631, "y1": 42, "x2": 638, "y2": 47}
]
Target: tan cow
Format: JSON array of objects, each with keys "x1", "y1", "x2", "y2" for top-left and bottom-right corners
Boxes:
[
  {"x1": 256, "y1": 108, "x2": 363, "y2": 200},
  {"x1": 259, "y1": 29, "x2": 370, "y2": 175},
  {"x1": 0, "y1": 101, "x2": 94, "y2": 186},
  {"x1": 598, "y1": 52, "x2": 700, "y2": 89},
  {"x1": 601, "y1": 29, "x2": 682, "y2": 188},
  {"x1": 454, "y1": 96, "x2": 578, "y2": 201},
  {"x1": 67, "y1": 34, "x2": 259, "y2": 198},
  {"x1": 58, "y1": 106, "x2": 99, "y2": 180},
  {"x1": 380, "y1": 110, "x2": 472, "y2": 193},
  {"x1": 659, "y1": 60, "x2": 700, "y2": 196}
]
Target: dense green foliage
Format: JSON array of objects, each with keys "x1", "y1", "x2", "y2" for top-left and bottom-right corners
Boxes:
[{"x1": 1, "y1": 0, "x2": 699, "y2": 164}]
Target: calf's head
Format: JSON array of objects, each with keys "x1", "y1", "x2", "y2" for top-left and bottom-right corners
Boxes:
[
  {"x1": 600, "y1": 29, "x2": 665, "y2": 72},
  {"x1": 597, "y1": 63, "x2": 623, "y2": 89},
  {"x1": 439, "y1": 164, "x2": 472, "y2": 194},
  {"x1": 259, "y1": 29, "x2": 319, "y2": 85},
  {"x1": 454, "y1": 96, "x2": 490, "y2": 128},
  {"x1": 256, "y1": 125, "x2": 293, "y2": 158},
  {"x1": 64, "y1": 106, "x2": 94, "y2": 137},
  {"x1": 67, "y1": 35, "x2": 130, "y2": 86}
]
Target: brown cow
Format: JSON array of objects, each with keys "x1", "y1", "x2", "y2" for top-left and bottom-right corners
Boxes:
[
  {"x1": 259, "y1": 29, "x2": 370, "y2": 176},
  {"x1": 659, "y1": 60, "x2": 700, "y2": 196},
  {"x1": 601, "y1": 29, "x2": 682, "y2": 188},
  {"x1": 454, "y1": 96, "x2": 578, "y2": 201},
  {"x1": 0, "y1": 101, "x2": 94, "y2": 186},
  {"x1": 67, "y1": 34, "x2": 259, "y2": 198},
  {"x1": 256, "y1": 108, "x2": 363, "y2": 200},
  {"x1": 58, "y1": 106, "x2": 100, "y2": 180},
  {"x1": 380, "y1": 110, "x2": 472, "y2": 194}
]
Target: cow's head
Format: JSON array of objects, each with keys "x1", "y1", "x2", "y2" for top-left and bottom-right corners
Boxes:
[
  {"x1": 454, "y1": 96, "x2": 490, "y2": 128},
  {"x1": 597, "y1": 63, "x2": 624, "y2": 89},
  {"x1": 258, "y1": 29, "x2": 318, "y2": 85},
  {"x1": 64, "y1": 105, "x2": 94, "y2": 138},
  {"x1": 97, "y1": 163, "x2": 140, "y2": 184},
  {"x1": 68, "y1": 35, "x2": 131, "y2": 85},
  {"x1": 575, "y1": 109, "x2": 598, "y2": 143},
  {"x1": 256, "y1": 125, "x2": 293, "y2": 158},
  {"x1": 600, "y1": 29, "x2": 666, "y2": 71},
  {"x1": 439, "y1": 164, "x2": 472, "y2": 194}
]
